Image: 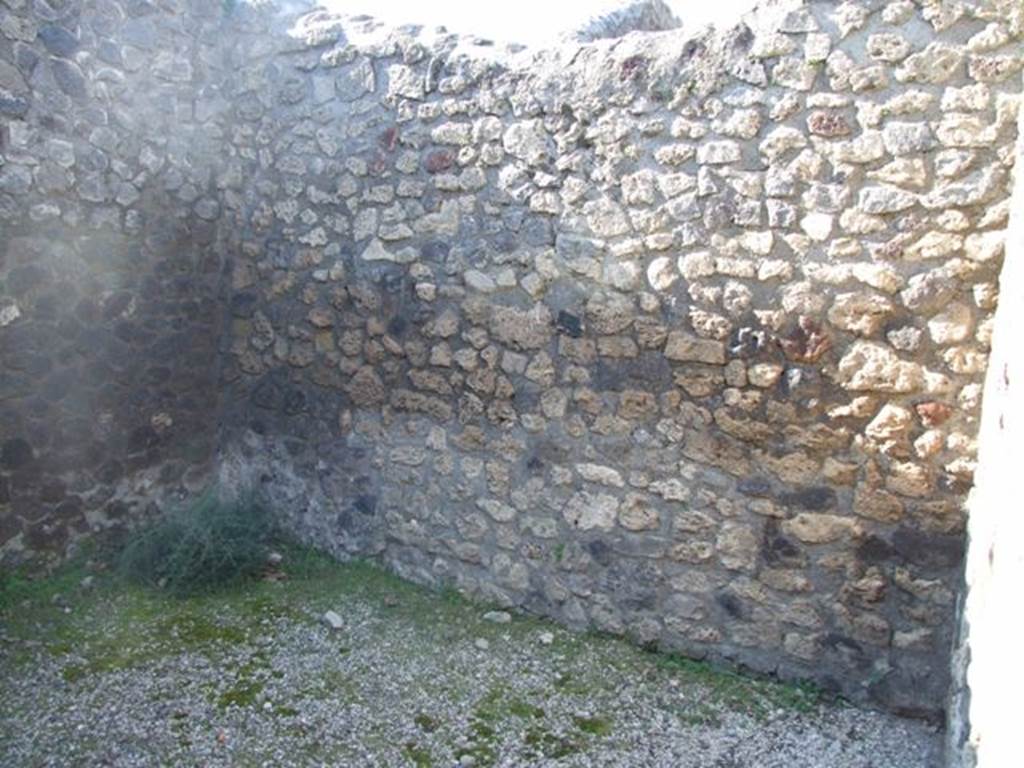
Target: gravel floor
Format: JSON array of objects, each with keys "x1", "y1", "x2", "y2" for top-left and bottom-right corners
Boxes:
[{"x1": 0, "y1": 555, "x2": 943, "y2": 768}]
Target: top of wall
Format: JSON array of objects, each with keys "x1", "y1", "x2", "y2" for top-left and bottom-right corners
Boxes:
[{"x1": 225, "y1": 0, "x2": 1023, "y2": 115}]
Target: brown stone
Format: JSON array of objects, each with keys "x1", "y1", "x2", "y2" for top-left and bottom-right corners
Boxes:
[
  {"x1": 618, "y1": 390, "x2": 658, "y2": 421},
  {"x1": 853, "y1": 486, "x2": 904, "y2": 522},
  {"x1": 782, "y1": 513, "x2": 862, "y2": 544},
  {"x1": 489, "y1": 305, "x2": 553, "y2": 350},
  {"x1": 717, "y1": 523, "x2": 759, "y2": 572},
  {"x1": 307, "y1": 307, "x2": 334, "y2": 328},
  {"x1": 664, "y1": 332, "x2": 726, "y2": 364},
  {"x1": 842, "y1": 569, "x2": 887, "y2": 604},
  {"x1": 807, "y1": 111, "x2": 852, "y2": 137},
  {"x1": 777, "y1": 317, "x2": 832, "y2": 363},
  {"x1": 390, "y1": 389, "x2": 454, "y2": 421},
  {"x1": 827, "y1": 292, "x2": 894, "y2": 336},
  {"x1": 670, "y1": 540, "x2": 714, "y2": 563},
  {"x1": 424, "y1": 150, "x2": 454, "y2": 173},
  {"x1": 619, "y1": 493, "x2": 660, "y2": 531},
  {"x1": 915, "y1": 401, "x2": 953, "y2": 427}
]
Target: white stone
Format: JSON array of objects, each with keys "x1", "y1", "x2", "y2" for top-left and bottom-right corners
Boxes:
[
  {"x1": 895, "y1": 42, "x2": 963, "y2": 84},
  {"x1": 922, "y1": 166, "x2": 1005, "y2": 209},
  {"x1": 965, "y1": 231, "x2": 1005, "y2": 263},
  {"x1": 0, "y1": 303, "x2": 20, "y2": 328},
  {"x1": 866, "y1": 403, "x2": 913, "y2": 442},
  {"x1": 361, "y1": 239, "x2": 416, "y2": 264},
  {"x1": 563, "y1": 491, "x2": 618, "y2": 531},
  {"x1": 828, "y1": 292, "x2": 894, "y2": 336},
  {"x1": 783, "y1": 514, "x2": 861, "y2": 544},
  {"x1": 647, "y1": 256, "x2": 677, "y2": 291},
  {"x1": 697, "y1": 141, "x2": 741, "y2": 165},
  {"x1": 937, "y1": 115, "x2": 996, "y2": 148},
  {"x1": 928, "y1": 303, "x2": 973, "y2": 345},
  {"x1": 502, "y1": 120, "x2": 551, "y2": 165},
  {"x1": 748, "y1": 363, "x2": 783, "y2": 388},
  {"x1": 800, "y1": 212, "x2": 833, "y2": 242},
  {"x1": 760, "y1": 127, "x2": 807, "y2": 159},
  {"x1": 431, "y1": 122, "x2": 473, "y2": 145},
  {"x1": 866, "y1": 33, "x2": 911, "y2": 62},
  {"x1": 868, "y1": 159, "x2": 928, "y2": 190},
  {"x1": 901, "y1": 231, "x2": 961, "y2": 262},
  {"x1": 828, "y1": 132, "x2": 886, "y2": 164},
  {"x1": 678, "y1": 251, "x2": 715, "y2": 280},
  {"x1": 804, "y1": 33, "x2": 831, "y2": 63},
  {"x1": 835, "y1": 342, "x2": 925, "y2": 393},
  {"x1": 576, "y1": 463, "x2": 625, "y2": 488},
  {"x1": 322, "y1": 610, "x2": 344, "y2": 631},
  {"x1": 751, "y1": 33, "x2": 795, "y2": 58},
  {"x1": 386, "y1": 64, "x2": 424, "y2": 100},
  {"x1": 464, "y1": 270, "x2": 496, "y2": 293},
  {"x1": 717, "y1": 524, "x2": 759, "y2": 572},
  {"x1": 773, "y1": 56, "x2": 817, "y2": 90},
  {"x1": 858, "y1": 186, "x2": 917, "y2": 214},
  {"x1": 942, "y1": 84, "x2": 991, "y2": 112},
  {"x1": 477, "y1": 499, "x2": 517, "y2": 522},
  {"x1": 583, "y1": 198, "x2": 631, "y2": 237},
  {"x1": 833, "y1": 1, "x2": 868, "y2": 36},
  {"x1": 968, "y1": 22, "x2": 1011, "y2": 52}
]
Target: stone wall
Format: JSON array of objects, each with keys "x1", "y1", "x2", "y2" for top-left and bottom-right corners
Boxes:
[
  {"x1": 0, "y1": 0, "x2": 233, "y2": 559},
  {"x1": 2, "y1": 0, "x2": 1022, "y2": 730},
  {"x1": 215, "y1": 0, "x2": 1023, "y2": 721}
]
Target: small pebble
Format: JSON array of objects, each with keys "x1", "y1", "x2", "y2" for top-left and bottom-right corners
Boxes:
[
  {"x1": 483, "y1": 610, "x2": 511, "y2": 624},
  {"x1": 474, "y1": 638, "x2": 489, "y2": 650},
  {"x1": 538, "y1": 631, "x2": 555, "y2": 645},
  {"x1": 322, "y1": 610, "x2": 344, "y2": 631}
]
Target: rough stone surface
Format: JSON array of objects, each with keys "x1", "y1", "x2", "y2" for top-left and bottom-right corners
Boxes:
[{"x1": 1, "y1": 0, "x2": 1021, "y2": 728}]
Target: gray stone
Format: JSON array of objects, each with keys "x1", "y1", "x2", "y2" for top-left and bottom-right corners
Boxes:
[
  {"x1": 361, "y1": 239, "x2": 416, "y2": 264},
  {"x1": 489, "y1": 305, "x2": 553, "y2": 350},
  {"x1": 336, "y1": 59, "x2": 375, "y2": 101},
  {"x1": 502, "y1": 120, "x2": 551, "y2": 165},
  {"x1": 0, "y1": 60, "x2": 28, "y2": 93},
  {"x1": 563, "y1": 492, "x2": 618, "y2": 531},
  {"x1": 387, "y1": 64, "x2": 424, "y2": 100},
  {"x1": 697, "y1": 141, "x2": 741, "y2": 165},
  {"x1": 882, "y1": 122, "x2": 935, "y2": 155},
  {"x1": 50, "y1": 57, "x2": 86, "y2": 97},
  {"x1": 858, "y1": 186, "x2": 916, "y2": 214}
]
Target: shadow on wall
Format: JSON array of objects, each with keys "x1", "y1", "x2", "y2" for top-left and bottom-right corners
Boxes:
[
  {"x1": 0, "y1": 0, "x2": 234, "y2": 562},
  {"x1": 0, "y1": 205, "x2": 224, "y2": 558}
]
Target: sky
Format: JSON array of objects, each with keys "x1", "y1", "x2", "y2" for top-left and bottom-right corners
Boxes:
[{"x1": 316, "y1": 0, "x2": 756, "y2": 47}]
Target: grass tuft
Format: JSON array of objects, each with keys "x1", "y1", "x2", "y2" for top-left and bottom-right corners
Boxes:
[{"x1": 117, "y1": 488, "x2": 276, "y2": 597}]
